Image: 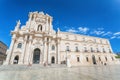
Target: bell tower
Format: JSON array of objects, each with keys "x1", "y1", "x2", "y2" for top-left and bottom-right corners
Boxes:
[{"x1": 27, "y1": 11, "x2": 53, "y2": 34}]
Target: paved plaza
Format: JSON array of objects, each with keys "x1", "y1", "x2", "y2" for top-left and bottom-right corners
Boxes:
[{"x1": 0, "y1": 65, "x2": 120, "y2": 80}]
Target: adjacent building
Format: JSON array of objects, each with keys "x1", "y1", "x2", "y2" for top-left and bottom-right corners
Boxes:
[
  {"x1": 0, "y1": 41, "x2": 7, "y2": 65},
  {"x1": 4, "y1": 12, "x2": 116, "y2": 66}
]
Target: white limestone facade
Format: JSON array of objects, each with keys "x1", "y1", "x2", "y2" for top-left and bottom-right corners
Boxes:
[{"x1": 4, "y1": 12, "x2": 116, "y2": 66}]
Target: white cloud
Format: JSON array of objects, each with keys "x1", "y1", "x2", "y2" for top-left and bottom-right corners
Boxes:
[
  {"x1": 102, "y1": 32, "x2": 112, "y2": 36},
  {"x1": 90, "y1": 27, "x2": 105, "y2": 35},
  {"x1": 109, "y1": 32, "x2": 120, "y2": 39},
  {"x1": 91, "y1": 30, "x2": 105, "y2": 35},
  {"x1": 111, "y1": 36, "x2": 116, "y2": 39},
  {"x1": 113, "y1": 32, "x2": 120, "y2": 36},
  {"x1": 78, "y1": 27, "x2": 89, "y2": 34},
  {"x1": 66, "y1": 29, "x2": 78, "y2": 33},
  {"x1": 110, "y1": 32, "x2": 120, "y2": 39}
]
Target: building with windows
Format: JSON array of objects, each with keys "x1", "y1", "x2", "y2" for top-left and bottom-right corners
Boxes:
[
  {"x1": 4, "y1": 12, "x2": 116, "y2": 66},
  {"x1": 0, "y1": 41, "x2": 7, "y2": 65}
]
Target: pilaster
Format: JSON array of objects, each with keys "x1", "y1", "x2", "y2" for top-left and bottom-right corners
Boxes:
[
  {"x1": 3, "y1": 35, "x2": 16, "y2": 65},
  {"x1": 24, "y1": 35, "x2": 32, "y2": 65},
  {"x1": 43, "y1": 37, "x2": 47, "y2": 63},
  {"x1": 48, "y1": 38, "x2": 51, "y2": 64},
  {"x1": 18, "y1": 35, "x2": 27, "y2": 64},
  {"x1": 56, "y1": 39, "x2": 61, "y2": 64}
]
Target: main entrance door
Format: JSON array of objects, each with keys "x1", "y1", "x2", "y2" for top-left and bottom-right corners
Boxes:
[
  {"x1": 13, "y1": 55, "x2": 19, "y2": 64},
  {"x1": 33, "y1": 48, "x2": 40, "y2": 64},
  {"x1": 51, "y1": 56, "x2": 55, "y2": 64},
  {"x1": 92, "y1": 55, "x2": 96, "y2": 64}
]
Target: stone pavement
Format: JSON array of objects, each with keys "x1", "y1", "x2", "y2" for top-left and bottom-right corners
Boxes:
[{"x1": 0, "y1": 64, "x2": 120, "y2": 80}]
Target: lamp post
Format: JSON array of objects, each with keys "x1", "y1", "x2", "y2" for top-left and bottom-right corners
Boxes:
[
  {"x1": 66, "y1": 50, "x2": 68, "y2": 66},
  {"x1": 66, "y1": 50, "x2": 71, "y2": 67}
]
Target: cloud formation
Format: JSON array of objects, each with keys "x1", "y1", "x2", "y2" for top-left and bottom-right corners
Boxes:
[
  {"x1": 111, "y1": 32, "x2": 120, "y2": 39},
  {"x1": 91, "y1": 30, "x2": 105, "y2": 35},
  {"x1": 113, "y1": 32, "x2": 120, "y2": 36},
  {"x1": 102, "y1": 32, "x2": 112, "y2": 36},
  {"x1": 78, "y1": 27, "x2": 89, "y2": 34},
  {"x1": 65, "y1": 27, "x2": 89, "y2": 34},
  {"x1": 66, "y1": 28, "x2": 78, "y2": 33},
  {"x1": 65, "y1": 26, "x2": 120, "y2": 40}
]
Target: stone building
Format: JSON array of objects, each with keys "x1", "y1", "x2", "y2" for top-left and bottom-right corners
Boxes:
[
  {"x1": 0, "y1": 41, "x2": 7, "y2": 64},
  {"x1": 4, "y1": 12, "x2": 116, "y2": 66}
]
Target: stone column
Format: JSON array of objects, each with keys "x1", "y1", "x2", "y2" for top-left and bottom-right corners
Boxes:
[
  {"x1": 43, "y1": 37, "x2": 47, "y2": 63},
  {"x1": 18, "y1": 35, "x2": 27, "y2": 64},
  {"x1": 48, "y1": 38, "x2": 51, "y2": 64},
  {"x1": 4, "y1": 35, "x2": 16, "y2": 65},
  {"x1": 56, "y1": 39, "x2": 60, "y2": 64},
  {"x1": 24, "y1": 36, "x2": 32, "y2": 65},
  {"x1": 80, "y1": 53, "x2": 84, "y2": 65}
]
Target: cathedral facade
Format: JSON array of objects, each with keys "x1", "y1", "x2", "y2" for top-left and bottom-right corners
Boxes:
[{"x1": 4, "y1": 12, "x2": 116, "y2": 66}]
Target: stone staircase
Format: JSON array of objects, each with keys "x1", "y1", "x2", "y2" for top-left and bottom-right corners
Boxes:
[{"x1": 0, "y1": 64, "x2": 66, "y2": 71}]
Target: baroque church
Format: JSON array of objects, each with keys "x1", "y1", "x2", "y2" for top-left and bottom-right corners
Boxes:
[{"x1": 4, "y1": 12, "x2": 116, "y2": 66}]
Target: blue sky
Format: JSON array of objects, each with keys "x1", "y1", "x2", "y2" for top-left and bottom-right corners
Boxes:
[{"x1": 0, "y1": 0, "x2": 120, "y2": 53}]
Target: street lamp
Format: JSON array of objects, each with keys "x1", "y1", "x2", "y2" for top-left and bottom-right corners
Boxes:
[
  {"x1": 66, "y1": 50, "x2": 68, "y2": 66},
  {"x1": 66, "y1": 49, "x2": 71, "y2": 67}
]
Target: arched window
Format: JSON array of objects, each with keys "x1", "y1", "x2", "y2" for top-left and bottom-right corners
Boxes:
[
  {"x1": 96, "y1": 48, "x2": 99, "y2": 52},
  {"x1": 105, "y1": 57, "x2": 107, "y2": 61},
  {"x1": 77, "y1": 57, "x2": 80, "y2": 62},
  {"x1": 86, "y1": 57, "x2": 89, "y2": 62},
  {"x1": 66, "y1": 46, "x2": 69, "y2": 51},
  {"x1": 37, "y1": 24, "x2": 42, "y2": 31},
  {"x1": 52, "y1": 45, "x2": 55, "y2": 50},
  {"x1": 75, "y1": 46, "x2": 79, "y2": 52},
  {"x1": 92, "y1": 55, "x2": 96, "y2": 64},
  {"x1": 99, "y1": 57, "x2": 101, "y2": 61},
  {"x1": 91, "y1": 47, "x2": 94, "y2": 52},
  {"x1": 84, "y1": 47, "x2": 87, "y2": 52},
  {"x1": 17, "y1": 43, "x2": 22, "y2": 48},
  {"x1": 103, "y1": 48, "x2": 106, "y2": 53}
]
